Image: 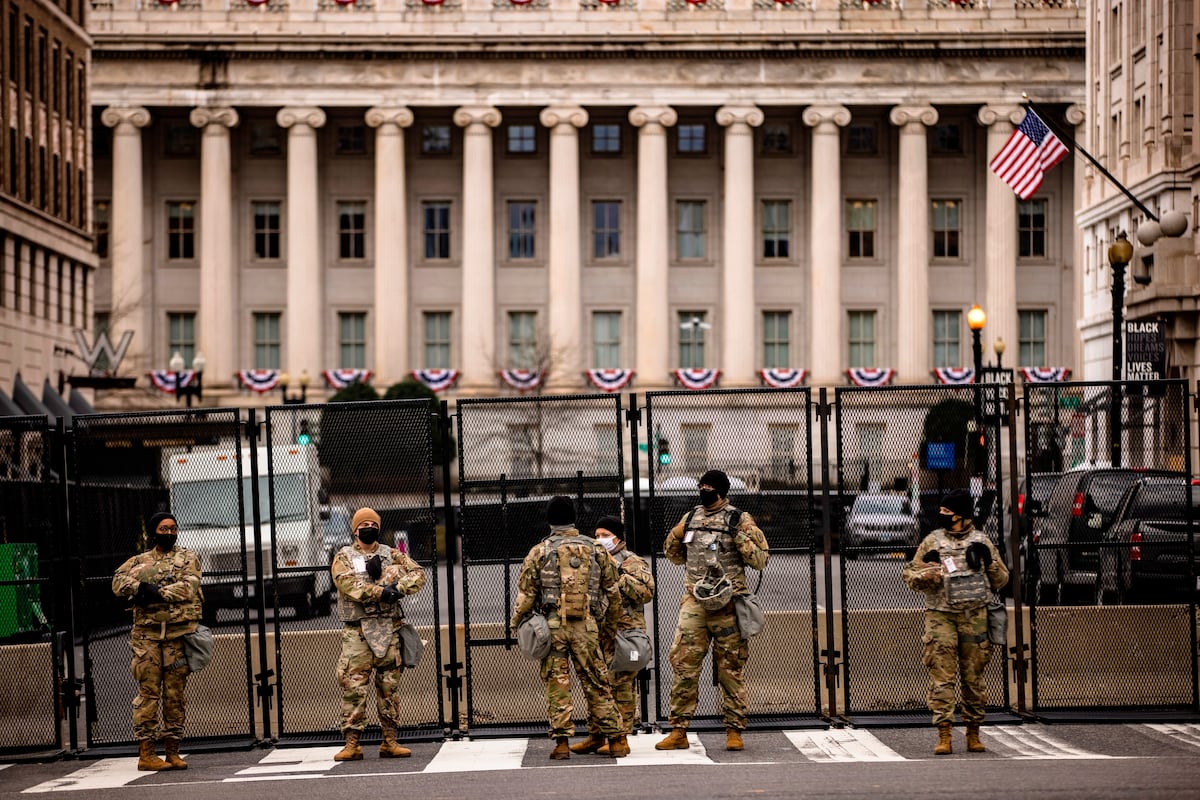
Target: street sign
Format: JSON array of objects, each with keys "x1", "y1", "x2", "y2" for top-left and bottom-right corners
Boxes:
[
  {"x1": 1125, "y1": 319, "x2": 1165, "y2": 382},
  {"x1": 978, "y1": 366, "x2": 1014, "y2": 426}
]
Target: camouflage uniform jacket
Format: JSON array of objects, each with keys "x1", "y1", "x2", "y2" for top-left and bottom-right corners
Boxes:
[
  {"x1": 331, "y1": 541, "x2": 425, "y2": 622},
  {"x1": 902, "y1": 526, "x2": 1009, "y2": 612},
  {"x1": 510, "y1": 527, "x2": 622, "y2": 631},
  {"x1": 610, "y1": 545, "x2": 654, "y2": 632},
  {"x1": 664, "y1": 499, "x2": 769, "y2": 595},
  {"x1": 111, "y1": 546, "x2": 203, "y2": 640}
]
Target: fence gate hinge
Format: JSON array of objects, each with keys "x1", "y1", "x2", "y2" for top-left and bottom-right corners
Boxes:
[
  {"x1": 816, "y1": 398, "x2": 834, "y2": 422},
  {"x1": 820, "y1": 648, "x2": 842, "y2": 688},
  {"x1": 625, "y1": 406, "x2": 642, "y2": 426}
]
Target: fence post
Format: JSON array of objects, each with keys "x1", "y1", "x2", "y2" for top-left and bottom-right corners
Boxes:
[
  {"x1": 438, "y1": 401, "x2": 463, "y2": 737},
  {"x1": 817, "y1": 388, "x2": 840, "y2": 720},
  {"x1": 54, "y1": 416, "x2": 80, "y2": 752},
  {"x1": 1007, "y1": 384, "x2": 1028, "y2": 715},
  {"x1": 246, "y1": 410, "x2": 274, "y2": 740}
]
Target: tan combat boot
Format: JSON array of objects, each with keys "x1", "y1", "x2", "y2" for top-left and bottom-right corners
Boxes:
[
  {"x1": 569, "y1": 733, "x2": 607, "y2": 754},
  {"x1": 725, "y1": 728, "x2": 744, "y2": 751},
  {"x1": 163, "y1": 738, "x2": 188, "y2": 770},
  {"x1": 607, "y1": 735, "x2": 630, "y2": 758},
  {"x1": 379, "y1": 725, "x2": 412, "y2": 758},
  {"x1": 655, "y1": 728, "x2": 690, "y2": 750},
  {"x1": 934, "y1": 722, "x2": 953, "y2": 755},
  {"x1": 549, "y1": 736, "x2": 571, "y2": 760},
  {"x1": 334, "y1": 730, "x2": 363, "y2": 761},
  {"x1": 965, "y1": 724, "x2": 986, "y2": 753},
  {"x1": 137, "y1": 740, "x2": 170, "y2": 772}
]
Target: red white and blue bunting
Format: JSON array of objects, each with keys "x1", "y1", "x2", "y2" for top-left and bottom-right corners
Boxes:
[
  {"x1": 846, "y1": 368, "x2": 895, "y2": 387},
  {"x1": 584, "y1": 369, "x2": 635, "y2": 393},
  {"x1": 412, "y1": 369, "x2": 460, "y2": 393},
  {"x1": 932, "y1": 368, "x2": 975, "y2": 385},
  {"x1": 673, "y1": 369, "x2": 720, "y2": 391},
  {"x1": 1021, "y1": 367, "x2": 1072, "y2": 383},
  {"x1": 499, "y1": 369, "x2": 543, "y2": 392},
  {"x1": 323, "y1": 369, "x2": 372, "y2": 390},
  {"x1": 235, "y1": 369, "x2": 282, "y2": 393},
  {"x1": 148, "y1": 370, "x2": 196, "y2": 394},
  {"x1": 759, "y1": 368, "x2": 807, "y2": 389}
]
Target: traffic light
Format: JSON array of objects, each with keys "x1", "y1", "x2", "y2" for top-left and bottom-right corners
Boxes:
[
  {"x1": 296, "y1": 420, "x2": 312, "y2": 446},
  {"x1": 658, "y1": 437, "x2": 671, "y2": 466}
]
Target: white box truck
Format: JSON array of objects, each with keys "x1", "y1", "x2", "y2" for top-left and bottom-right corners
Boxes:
[{"x1": 166, "y1": 445, "x2": 333, "y2": 622}]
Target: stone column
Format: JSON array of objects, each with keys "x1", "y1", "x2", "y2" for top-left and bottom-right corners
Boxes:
[
  {"x1": 277, "y1": 107, "x2": 326, "y2": 379},
  {"x1": 190, "y1": 106, "x2": 239, "y2": 387},
  {"x1": 454, "y1": 106, "x2": 502, "y2": 392},
  {"x1": 889, "y1": 104, "x2": 938, "y2": 381},
  {"x1": 540, "y1": 105, "x2": 589, "y2": 389},
  {"x1": 366, "y1": 106, "x2": 414, "y2": 387},
  {"x1": 629, "y1": 105, "x2": 677, "y2": 388},
  {"x1": 717, "y1": 104, "x2": 765, "y2": 387},
  {"x1": 978, "y1": 104, "x2": 1024, "y2": 361},
  {"x1": 100, "y1": 106, "x2": 151, "y2": 371},
  {"x1": 802, "y1": 105, "x2": 851, "y2": 385}
]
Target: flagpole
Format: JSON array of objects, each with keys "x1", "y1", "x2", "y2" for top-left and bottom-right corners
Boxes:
[{"x1": 1022, "y1": 94, "x2": 1159, "y2": 223}]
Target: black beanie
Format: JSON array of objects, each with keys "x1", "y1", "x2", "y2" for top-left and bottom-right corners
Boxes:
[
  {"x1": 594, "y1": 515, "x2": 624, "y2": 539},
  {"x1": 942, "y1": 489, "x2": 975, "y2": 519},
  {"x1": 546, "y1": 496, "x2": 576, "y2": 526},
  {"x1": 147, "y1": 511, "x2": 177, "y2": 532},
  {"x1": 699, "y1": 469, "x2": 731, "y2": 497}
]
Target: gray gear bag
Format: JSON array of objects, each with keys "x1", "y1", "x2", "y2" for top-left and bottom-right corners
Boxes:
[
  {"x1": 399, "y1": 622, "x2": 424, "y2": 668},
  {"x1": 611, "y1": 628, "x2": 653, "y2": 673},
  {"x1": 733, "y1": 593, "x2": 766, "y2": 637},
  {"x1": 182, "y1": 624, "x2": 214, "y2": 673},
  {"x1": 516, "y1": 612, "x2": 552, "y2": 661}
]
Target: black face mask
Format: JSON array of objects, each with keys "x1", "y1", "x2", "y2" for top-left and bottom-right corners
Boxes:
[
  {"x1": 938, "y1": 512, "x2": 960, "y2": 531},
  {"x1": 356, "y1": 528, "x2": 379, "y2": 545},
  {"x1": 155, "y1": 534, "x2": 177, "y2": 550},
  {"x1": 699, "y1": 489, "x2": 720, "y2": 507}
]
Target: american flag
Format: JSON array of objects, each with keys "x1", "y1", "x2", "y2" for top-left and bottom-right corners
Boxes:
[{"x1": 988, "y1": 110, "x2": 1069, "y2": 200}]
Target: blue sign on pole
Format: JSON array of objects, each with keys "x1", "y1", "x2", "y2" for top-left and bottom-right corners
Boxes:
[{"x1": 925, "y1": 441, "x2": 956, "y2": 471}]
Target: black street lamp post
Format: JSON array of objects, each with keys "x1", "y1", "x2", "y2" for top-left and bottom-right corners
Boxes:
[
  {"x1": 169, "y1": 351, "x2": 205, "y2": 408},
  {"x1": 1108, "y1": 231, "x2": 1133, "y2": 468},
  {"x1": 967, "y1": 304, "x2": 986, "y2": 478}
]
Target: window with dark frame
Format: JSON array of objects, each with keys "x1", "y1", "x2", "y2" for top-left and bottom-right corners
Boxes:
[
  {"x1": 848, "y1": 310, "x2": 876, "y2": 368},
  {"x1": 423, "y1": 311, "x2": 451, "y2": 369},
  {"x1": 931, "y1": 122, "x2": 963, "y2": 155},
  {"x1": 338, "y1": 311, "x2": 367, "y2": 368},
  {"x1": 762, "y1": 311, "x2": 791, "y2": 369},
  {"x1": 846, "y1": 200, "x2": 876, "y2": 259},
  {"x1": 1018, "y1": 198, "x2": 1048, "y2": 258},
  {"x1": 337, "y1": 201, "x2": 366, "y2": 259},
  {"x1": 249, "y1": 121, "x2": 282, "y2": 156},
  {"x1": 253, "y1": 312, "x2": 281, "y2": 369},
  {"x1": 760, "y1": 122, "x2": 793, "y2": 155},
  {"x1": 1019, "y1": 309, "x2": 1047, "y2": 367},
  {"x1": 168, "y1": 312, "x2": 196, "y2": 366},
  {"x1": 931, "y1": 199, "x2": 961, "y2": 259},
  {"x1": 507, "y1": 201, "x2": 536, "y2": 259},
  {"x1": 506, "y1": 124, "x2": 536, "y2": 154},
  {"x1": 508, "y1": 311, "x2": 537, "y2": 369},
  {"x1": 592, "y1": 200, "x2": 621, "y2": 259},
  {"x1": 253, "y1": 202, "x2": 281, "y2": 260},
  {"x1": 762, "y1": 200, "x2": 791, "y2": 259},
  {"x1": 167, "y1": 202, "x2": 195, "y2": 260},
  {"x1": 423, "y1": 202, "x2": 451, "y2": 260},
  {"x1": 335, "y1": 125, "x2": 367, "y2": 155},
  {"x1": 421, "y1": 124, "x2": 451, "y2": 155},
  {"x1": 932, "y1": 310, "x2": 961, "y2": 368},
  {"x1": 592, "y1": 311, "x2": 621, "y2": 369},
  {"x1": 846, "y1": 123, "x2": 878, "y2": 155},
  {"x1": 676, "y1": 200, "x2": 706, "y2": 259},
  {"x1": 678, "y1": 311, "x2": 707, "y2": 369},
  {"x1": 591, "y1": 124, "x2": 621, "y2": 154},
  {"x1": 163, "y1": 123, "x2": 199, "y2": 158},
  {"x1": 677, "y1": 123, "x2": 706, "y2": 154}
]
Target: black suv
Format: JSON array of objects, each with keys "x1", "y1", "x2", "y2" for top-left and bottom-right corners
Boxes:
[{"x1": 1098, "y1": 476, "x2": 1198, "y2": 603}]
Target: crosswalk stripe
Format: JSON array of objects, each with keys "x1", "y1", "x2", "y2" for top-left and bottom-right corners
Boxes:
[
  {"x1": 784, "y1": 729, "x2": 906, "y2": 762},
  {"x1": 233, "y1": 746, "x2": 342, "y2": 775},
  {"x1": 617, "y1": 732, "x2": 712, "y2": 765},
  {"x1": 984, "y1": 727, "x2": 1112, "y2": 759},
  {"x1": 22, "y1": 759, "x2": 149, "y2": 793},
  {"x1": 423, "y1": 738, "x2": 529, "y2": 773},
  {"x1": 1142, "y1": 723, "x2": 1200, "y2": 750}
]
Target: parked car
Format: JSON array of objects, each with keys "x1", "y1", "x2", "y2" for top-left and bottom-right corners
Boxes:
[
  {"x1": 1097, "y1": 476, "x2": 1198, "y2": 603},
  {"x1": 1027, "y1": 467, "x2": 1183, "y2": 605},
  {"x1": 842, "y1": 493, "x2": 920, "y2": 558}
]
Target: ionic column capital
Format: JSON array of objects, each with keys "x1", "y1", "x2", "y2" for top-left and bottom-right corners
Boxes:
[
  {"x1": 1065, "y1": 104, "x2": 1085, "y2": 126},
  {"x1": 539, "y1": 105, "x2": 589, "y2": 129},
  {"x1": 101, "y1": 106, "x2": 151, "y2": 130},
  {"x1": 189, "y1": 106, "x2": 239, "y2": 129},
  {"x1": 716, "y1": 105, "x2": 765, "y2": 128},
  {"x1": 977, "y1": 104, "x2": 1024, "y2": 128},
  {"x1": 276, "y1": 107, "x2": 327, "y2": 130},
  {"x1": 365, "y1": 107, "x2": 414, "y2": 129},
  {"x1": 888, "y1": 105, "x2": 939, "y2": 129},
  {"x1": 453, "y1": 106, "x2": 502, "y2": 129},
  {"x1": 628, "y1": 105, "x2": 677, "y2": 129},
  {"x1": 802, "y1": 104, "x2": 851, "y2": 129}
]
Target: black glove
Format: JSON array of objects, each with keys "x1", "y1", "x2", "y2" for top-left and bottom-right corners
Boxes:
[
  {"x1": 965, "y1": 542, "x2": 993, "y2": 571},
  {"x1": 134, "y1": 582, "x2": 164, "y2": 605},
  {"x1": 379, "y1": 585, "x2": 402, "y2": 604},
  {"x1": 922, "y1": 549, "x2": 942, "y2": 564},
  {"x1": 365, "y1": 554, "x2": 383, "y2": 581}
]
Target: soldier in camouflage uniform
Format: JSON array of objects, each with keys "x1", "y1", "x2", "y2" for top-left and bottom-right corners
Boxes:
[
  {"x1": 657, "y1": 470, "x2": 769, "y2": 753},
  {"x1": 509, "y1": 496, "x2": 626, "y2": 760},
  {"x1": 330, "y1": 507, "x2": 426, "y2": 761},
  {"x1": 570, "y1": 515, "x2": 655, "y2": 756},
  {"x1": 902, "y1": 488, "x2": 1008, "y2": 755},
  {"x1": 111, "y1": 511, "x2": 203, "y2": 771}
]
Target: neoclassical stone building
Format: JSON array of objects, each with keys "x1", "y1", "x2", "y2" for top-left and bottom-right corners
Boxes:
[{"x1": 86, "y1": 0, "x2": 1086, "y2": 405}]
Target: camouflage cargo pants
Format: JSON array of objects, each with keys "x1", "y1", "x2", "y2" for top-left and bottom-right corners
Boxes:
[
  {"x1": 129, "y1": 632, "x2": 189, "y2": 741},
  {"x1": 922, "y1": 607, "x2": 992, "y2": 725},
  {"x1": 586, "y1": 635, "x2": 640, "y2": 736},
  {"x1": 667, "y1": 595, "x2": 749, "y2": 731},
  {"x1": 337, "y1": 623, "x2": 405, "y2": 732},
  {"x1": 540, "y1": 614, "x2": 622, "y2": 738}
]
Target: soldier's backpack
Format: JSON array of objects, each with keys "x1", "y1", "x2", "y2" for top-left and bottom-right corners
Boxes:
[{"x1": 539, "y1": 535, "x2": 601, "y2": 620}]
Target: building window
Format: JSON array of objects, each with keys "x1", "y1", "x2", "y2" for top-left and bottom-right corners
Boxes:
[
  {"x1": 591, "y1": 124, "x2": 621, "y2": 154},
  {"x1": 163, "y1": 123, "x2": 199, "y2": 158},
  {"x1": 768, "y1": 424, "x2": 798, "y2": 483},
  {"x1": 848, "y1": 310, "x2": 876, "y2": 368},
  {"x1": 167, "y1": 202, "x2": 195, "y2": 260},
  {"x1": 678, "y1": 311, "x2": 707, "y2": 369},
  {"x1": 761, "y1": 122, "x2": 793, "y2": 155},
  {"x1": 762, "y1": 200, "x2": 791, "y2": 259},
  {"x1": 168, "y1": 312, "x2": 196, "y2": 366},
  {"x1": 931, "y1": 123, "x2": 963, "y2": 155},
  {"x1": 846, "y1": 123, "x2": 877, "y2": 155},
  {"x1": 336, "y1": 125, "x2": 367, "y2": 155},
  {"x1": 506, "y1": 124, "x2": 536, "y2": 154},
  {"x1": 338, "y1": 312, "x2": 367, "y2": 368},
  {"x1": 931, "y1": 199, "x2": 961, "y2": 259},
  {"x1": 249, "y1": 121, "x2": 282, "y2": 156},
  {"x1": 423, "y1": 201, "x2": 451, "y2": 260},
  {"x1": 421, "y1": 124, "x2": 451, "y2": 155},
  {"x1": 338, "y1": 201, "x2": 366, "y2": 259},
  {"x1": 932, "y1": 310, "x2": 961, "y2": 368},
  {"x1": 253, "y1": 312, "x2": 281, "y2": 369},
  {"x1": 94, "y1": 200, "x2": 110, "y2": 259},
  {"x1": 507, "y1": 201, "x2": 536, "y2": 259},
  {"x1": 1019, "y1": 310, "x2": 1047, "y2": 367},
  {"x1": 592, "y1": 201, "x2": 621, "y2": 260},
  {"x1": 846, "y1": 200, "x2": 876, "y2": 259},
  {"x1": 253, "y1": 202, "x2": 281, "y2": 260},
  {"x1": 677, "y1": 124, "x2": 706, "y2": 154},
  {"x1": 1018, "y1": 199, "x2": 1048, "y2": 258},
  {"x1": 676, "y1": 200, "x2": 706, "y2": 260},
  {"x1": 508, "y1": 311, "x2": 537, "y2": 370},
  {"x1": 681, "y1": 423, "x2": 710, "y2": 474},
  {"x1": 762, "y1": 311, "x2": 790, "y2": 369},
  {"x1": 508, "y1": 423, "x2": 536, "y2": 478},
  {"x1": 423, "y1": 311, "x2": 451, "y2": 369},
  {"x1": 594, "y1": 424, "x2": 619, "y2": 473},
  {"x1": 592, "y1": 311, "x2": 621, "y2": 369}
]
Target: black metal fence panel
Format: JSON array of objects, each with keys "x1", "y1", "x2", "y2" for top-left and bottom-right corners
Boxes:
[{"x1": 642, "y1": 388, "x2": 820, "y2": 726}]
